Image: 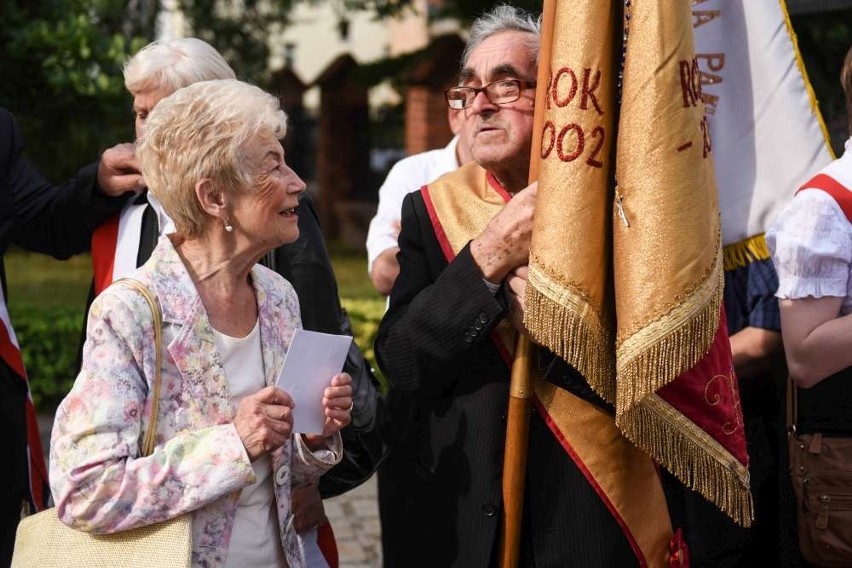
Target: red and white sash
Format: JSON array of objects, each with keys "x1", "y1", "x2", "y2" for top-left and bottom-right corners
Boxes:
[
  {"x1": 0, "y1": 285, "x2": 48, "y2": 511},
  {"x1": 91, "y1": 197, "x2": 151, "y2": 295},
  {"x1": 797, "y1": 174, "x2": 852, "y2": 222}
]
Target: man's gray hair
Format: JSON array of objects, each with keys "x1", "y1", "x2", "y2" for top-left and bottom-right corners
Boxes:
[
  {"x1": 124, "y1": 37, "x2": 235, "y2": 95},
  {"x1": 461, "y1": 4, "x2": 542, "y2": 68}
]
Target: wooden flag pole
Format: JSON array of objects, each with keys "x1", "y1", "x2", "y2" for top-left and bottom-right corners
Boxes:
[
  {"x1": 497, "y1": 335, "x2": 535, "y2": 568},
  {"x1": 497, "y1": 1, "x2": 557, "y2": 566}
]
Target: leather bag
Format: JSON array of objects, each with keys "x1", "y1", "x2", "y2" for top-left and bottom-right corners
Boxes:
[
  {"x1": 12, "y1": 279, "x2": 192, "y2": 568},
  {"x1": 787, "y1": 377, "x2": 852, "y2": 567},
  {"x1": 318, "y1": 307, "x2": 389, "y2": 498}
]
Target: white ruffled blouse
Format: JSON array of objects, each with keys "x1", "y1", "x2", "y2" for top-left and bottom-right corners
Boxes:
[{"x1": 766, "y1": 137, "x2": 852, "y2": 315}]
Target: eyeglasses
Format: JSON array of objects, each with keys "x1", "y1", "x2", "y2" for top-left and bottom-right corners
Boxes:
[{"x1": 445, "y1": 79, "x2": 536, "y2": 110}]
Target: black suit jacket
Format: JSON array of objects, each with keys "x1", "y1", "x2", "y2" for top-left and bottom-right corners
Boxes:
[
  {"x1": 376, "y1": 191, "x2": 639, "y2": 568},
  {"x1": 266, "y1": 195, "x2": 387, "y2": 497},
  {"x1": 0, "y1": 108, "x2": 125, "y2": 295},
  {"x1": 0, "y1": 107, "x2": 126, "y2": 564}
]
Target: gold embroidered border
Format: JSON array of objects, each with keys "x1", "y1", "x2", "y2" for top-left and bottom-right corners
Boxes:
[{"x1": 618, "y1": 393, "x2": 753, "y2": 526}]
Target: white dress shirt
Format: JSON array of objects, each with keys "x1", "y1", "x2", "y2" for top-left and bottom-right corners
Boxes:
[{"x1": 366, "y1": 137, "x2": 460, "y2": 271}]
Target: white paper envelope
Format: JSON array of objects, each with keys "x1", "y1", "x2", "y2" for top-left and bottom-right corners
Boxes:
[{"x1": 276, "y1": 328, "x2": 352, "y2": 434}]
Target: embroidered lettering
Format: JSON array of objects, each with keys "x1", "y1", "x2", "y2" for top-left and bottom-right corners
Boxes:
[
  {"x1": 701, "y1": 92, "x2": 719, "y2": 116},
  {"x1": 700, "y1": 115, "x2": 712, "y2": 158},
  {"x1": 580, "y1": 68, "x2": 604, "y2": 115},
  {"x1": 679, "y1": 58, "x2": 702, "y2": 108},
  {"x1": 697, "y1": 52, "x2": 725, "y2": 72},
  {"x1": 551, "y1": 66, "x2": 578, "y2": 108},
  {"x1": 541, "y1": 120, "x2": 556, "y2": 159},
  {"x1": 704, "y1": 370, "x2": 743, "y2": 436},
  {"x1": 556, "y1": 123, "x2": 584, "y2": 163},
  {"x1": 692, "y1": 10, "x2": 721, "y2": 29},
  {"x1": 587, "y1": 127, "x2": 605, "y2": 168},
  {"x1": 542, "y1": 64, "x2": 609, "y2": 169}
]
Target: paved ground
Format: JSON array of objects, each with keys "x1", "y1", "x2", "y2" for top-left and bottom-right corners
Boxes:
[
  {"x1": 38, "y1": 413, "x2": 383, "y2": 567},
  {"x1": 325, "y1": 475, "x2": 383, "y2": 567}
]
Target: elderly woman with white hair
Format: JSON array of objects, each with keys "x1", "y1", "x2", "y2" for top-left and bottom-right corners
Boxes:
[{"x1": 50, "y1": 79, "x2": 352, "y2": 568}]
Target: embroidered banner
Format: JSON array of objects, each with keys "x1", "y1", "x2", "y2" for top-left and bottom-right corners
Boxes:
[
  {"x1": 692, "y1": 0, "x2": 833, "y2": 249},
  {"x1": 524, "y1": 0, "x2": 618, "y2": 402},
  {"x1": 525, "y1": 0, "x2": 753, "y2": 527}
]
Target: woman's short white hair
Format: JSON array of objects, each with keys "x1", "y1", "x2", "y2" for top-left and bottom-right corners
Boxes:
[
  {"x1": 461, "y1": 4, "x2": 542, "y2": 68},
  {"x1": 124, "y1": 37, "x2": 235, "y2": 95},
  {"x1": 136, "y1": 79, "x2": 288, "y2": 238}
]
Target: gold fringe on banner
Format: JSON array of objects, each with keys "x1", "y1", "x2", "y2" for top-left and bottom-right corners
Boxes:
[
  {"x1": 722, "y1": 234, "x2": 771, "y2": 271},
  {"x1": 619, "y1": 395, "x2": 754, "y2": 527},
  {"x1": 615, "y1": 245, "x2": 724, "y2": 412},
  {"x1": 526, "y1": 257, "x2": 616, "y2": 403}
]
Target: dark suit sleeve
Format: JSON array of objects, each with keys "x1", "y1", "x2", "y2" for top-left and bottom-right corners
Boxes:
[
  {"x1": 273, "y1": 196, "x2": 342, "y2": 334},
  {"x1": 375, "y1": 191, "x2": 509, "y2": 397},
  {"x1": 270, "y1": 194, "x2": 388, "y2": 498},
  {"x1": 0, "y1": 108, "x2": 126, "y2": 259}
]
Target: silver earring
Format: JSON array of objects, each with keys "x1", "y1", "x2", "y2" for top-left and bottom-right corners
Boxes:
[{"x1": 224, "y1": 222, "x2": 234, "y2": 233}]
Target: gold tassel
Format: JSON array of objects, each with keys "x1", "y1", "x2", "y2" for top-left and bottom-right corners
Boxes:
[
  {"x1": 524, "y1": 280, "x2": 617, "y2": 404},
  {"x1": 615, "y1": 250, "x2": 724, "y2": 412},
  {"x1": 723, "y1": 234, "x2": 771, "y2": 271},
  {"x1": 619, "y1": 399, "x2": 754, "y2": 527}
]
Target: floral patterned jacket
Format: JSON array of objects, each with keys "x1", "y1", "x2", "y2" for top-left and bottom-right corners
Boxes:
[{"x1": 50, "y1": 236, "x2": 342, "y2": 568}]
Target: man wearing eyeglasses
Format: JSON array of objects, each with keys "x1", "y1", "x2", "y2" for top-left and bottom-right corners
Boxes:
[{"x1": 374, "y1": 5, "x2": 653, "y2": 567}]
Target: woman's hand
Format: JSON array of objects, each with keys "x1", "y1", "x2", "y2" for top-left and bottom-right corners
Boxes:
[
  {"x1": 234, "y1": 386, "x2": 294, "y2": 462},
  {"x1": 303, "y1": 373, "x2": 352, "y2": 450},
  {"x1": 321, "y1": 372, "x2": 352, "y2": 437}
]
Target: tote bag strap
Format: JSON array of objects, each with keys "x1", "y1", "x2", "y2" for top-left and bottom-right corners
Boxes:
[
  {"x1": 786, "y1": 374, "x2": 798, "y2": 436},
  {"x1": 114, "y1": 278, "x2": 163, "y2": 458}
]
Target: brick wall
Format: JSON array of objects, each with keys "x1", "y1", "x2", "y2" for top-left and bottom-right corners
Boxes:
[
  {"x1": 405, "y1": 85, "x2": 453, "y2": 154},
  {"x1": 403, "y1": 34, "x2": 465, "y2": 155}
]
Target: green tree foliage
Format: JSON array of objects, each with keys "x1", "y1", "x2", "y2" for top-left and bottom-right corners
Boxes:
[
  {"x1": 13, "y1": 297, "x2": 386, "y2": 409},
  {"x1": 0, "y1": 0, "x2": 151, "y2": 178},
  {"x1": 10, "y1": 303, "x2": 84, "y2": 410},
  {"x1": 0, "y1": 0, "x2": 298, "y2": 180},
  {"x1": 176, "y1": 0, "x2": 297, "y2": 87},
  {"x1": 790, "y1": 9, "x2": 852, "y2": 151}
]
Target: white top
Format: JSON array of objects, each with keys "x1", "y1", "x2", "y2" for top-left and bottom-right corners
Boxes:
[
  {"x1": 214, "y1": 321, "x2": 288, "y2": 568},
  {"x1": 766, "y1": 137, "x2": 852, "y2": 315},
  {"x1": 365, "y1": 136, "x2": 461, "y2": 271}
]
